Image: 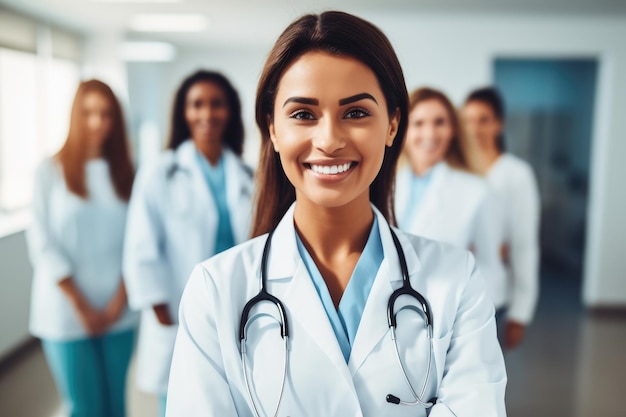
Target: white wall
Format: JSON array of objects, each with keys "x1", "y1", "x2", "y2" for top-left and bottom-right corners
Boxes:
[{"x1": 0, "y1": 232, "x2": 33, "y2": 358}]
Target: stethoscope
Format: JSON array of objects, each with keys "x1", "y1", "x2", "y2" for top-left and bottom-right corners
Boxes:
[{"x1": 239, "y1": 224, "x2": 438, "y2": 417}]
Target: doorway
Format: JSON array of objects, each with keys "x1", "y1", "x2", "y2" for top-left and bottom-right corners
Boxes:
[{"x1": 494, "y1": 58, "x2": 598, "y2": 281}]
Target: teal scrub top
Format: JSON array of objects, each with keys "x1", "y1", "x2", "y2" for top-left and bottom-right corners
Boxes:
[{"x1": 196, "y1": 150, "x2": 236, "y2": 254}]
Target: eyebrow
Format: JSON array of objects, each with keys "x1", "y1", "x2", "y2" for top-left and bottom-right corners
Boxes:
[
  {"x1": 282, "y1": 93, "x2": 378, "y2": 108},
  {"x1": 283, "y1": 97, "x2": 319, "y2": 108},
  {"x1": 338, "y1": 93, "x2": 378, "y2": 106}
]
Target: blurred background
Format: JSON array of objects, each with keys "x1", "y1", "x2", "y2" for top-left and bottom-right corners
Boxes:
[{"x1": 0, "y1": 1, "x2": 625, "y2": 416}]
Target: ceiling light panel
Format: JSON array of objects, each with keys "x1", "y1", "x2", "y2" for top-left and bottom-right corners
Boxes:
[{"x1": 129, "y1": 13, "x2": 209, "y2": 32}]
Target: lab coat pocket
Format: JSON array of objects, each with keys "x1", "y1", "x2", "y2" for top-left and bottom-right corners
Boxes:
[{"x1": 431, "y1": 329, "x2": 453, "y2": 391}]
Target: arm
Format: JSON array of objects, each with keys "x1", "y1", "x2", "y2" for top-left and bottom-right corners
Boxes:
[
  {"x1": 166, "y1": 265, "x2": 239, "y2": 416},
  {"x1": 506, "y1": 169, "x2": 540, "y2": 326},
  {"x1": 26, "y1": 161, "x2": 73, "y2": 284},
  {"x1": 103, "y1": 280, "x2": 129, "y2": 325},
  {"x1": 429, "y1": 254, "x2": 507, "y2": 417},
  {"x1": 123, "y1": 164, "x2": 174, "y2": 323},
  {"x1": 58, "y1": 277, "x2": 108, "y2": 336},
  {"x1": 470, "y1": 189, "x2": 506, "y2": 306}
]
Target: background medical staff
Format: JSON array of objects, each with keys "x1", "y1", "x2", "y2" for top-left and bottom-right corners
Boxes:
[
  {"x1": 27, "y1": 80, "x2": 136, "y2": 417},
  {"x1": 123, "y1": 70, "x2": 254, "y2": 415},
  {"x1": 462, "y1": 86, "x2": 540, "y2": 350},
  {"x1": 166, "y1": 12, "x2": 506, "y2": 417},
  {"x1": 396, "y1": 87, "x2": 505, "y2": 309}
]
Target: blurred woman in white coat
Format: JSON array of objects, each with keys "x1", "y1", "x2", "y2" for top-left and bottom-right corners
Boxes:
[
  {"x1": 462, "y1": 86, "x2": 540, "y2": 350},
  {"x1": 396, "y1": 88, "x2": 505, "y2": 312},
  {"x1": 166, "y1": 12, "x2": 506, "y2": 417},
  {"x1": 123, "y1": 70, "x2": 254, "y2": 415},
  {"x1": 27, "y1": 80, "x2": 136, "y2": 417}
]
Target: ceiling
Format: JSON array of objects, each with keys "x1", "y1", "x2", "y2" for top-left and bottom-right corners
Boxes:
[{"x1": 2, "y1": 0, "x2": 626, "y2": 49}]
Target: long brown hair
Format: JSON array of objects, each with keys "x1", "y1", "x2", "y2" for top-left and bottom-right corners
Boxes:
[
  {"x1": 166, "y1": 70, "x2": 244, "y2": 155},
  {"x1": 251, "y1": 11, "x2": 409, "y2": 237},
  {"x1": 56, "y1": 80, "x2": 134, "y2": 200},
  {"x1": 408, "y1": 87, "x2": 468, "y2": 170}
]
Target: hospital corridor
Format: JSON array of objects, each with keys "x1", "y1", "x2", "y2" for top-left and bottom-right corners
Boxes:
[{"x1": 1, "y1": 1, "x2": 626, "y2": 416}]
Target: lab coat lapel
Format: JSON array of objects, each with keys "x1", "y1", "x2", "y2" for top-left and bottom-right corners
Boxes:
[
  {"x1": 349, "y1": 207, "x2": 421, "y2": 375},
  {"x1": 265, "y1": 204, "x2": 358, "y2": 394}
]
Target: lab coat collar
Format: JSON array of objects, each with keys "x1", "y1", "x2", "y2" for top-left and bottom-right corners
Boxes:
[{"x1": 265, "y1": 202, "x2": 421, "y2": 281}]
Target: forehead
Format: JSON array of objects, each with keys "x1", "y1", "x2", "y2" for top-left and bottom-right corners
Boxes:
[
  {"x1": 464, "y1": 100, "x2": 496, "y2": 117},
  {"x1": 275, "y1": 50, "x2": 384, "y2": 103},
  {"x1": 410, "y1": 98, "x2": 449, "y2": 119},
  {"x1": 187, "y1": 81, "x2": 225, "y2": 98},
  {"x1": 83, "y1": 91, "x2": 110, "y2": 107}
]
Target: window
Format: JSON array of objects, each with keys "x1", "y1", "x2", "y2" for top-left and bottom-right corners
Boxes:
[{"x1": 0, "y1": 48, "x2": 79, "y2": 213}]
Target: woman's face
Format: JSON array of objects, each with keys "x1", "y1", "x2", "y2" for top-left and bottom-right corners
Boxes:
[
  {"x1": 185, "y1": 81, "x2": 230, "y2": 147},
  {"x1": 404, "y1": 98, "x2": 454, "y2": 172},
  {"x1": 462, "y1": 100, "x2": 502, "y2": 150},
  {"x1": 82, "y1": 91, "x2": 113, "y2": 153},
  {"x1": 269, "y1": 50, "x2": 399, "y2": 210}
]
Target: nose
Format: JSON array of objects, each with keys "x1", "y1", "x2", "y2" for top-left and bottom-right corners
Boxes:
[
  {"x1": 87, "y1": 114, "x2": 104, "y2": 132},
  {"x1": 312, "y1": 117, "x2": 346, "y2": 155},
  {"x1": 420, "y1": 123, "x2": 436, "y2": 143}
]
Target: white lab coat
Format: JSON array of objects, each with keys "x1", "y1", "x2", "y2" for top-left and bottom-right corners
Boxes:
[
  {"x1": 166, "y1": 203, "x2": 507, "y2": 417},
  {"x1": 487, "y1": 154, "x2": 540, "y2": 324},
  {"x1": 123, "y1": 140, "x2": 254, "y2": 394},
  {"x1": 395, "y1": 162, "x2": 508, "y2": 309},
  {"x1": 27, "y1": 158, "x2": 136, "y2": 341}
]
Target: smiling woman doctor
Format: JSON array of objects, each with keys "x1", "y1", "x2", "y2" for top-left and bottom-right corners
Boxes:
[
  {"x1": 123, "y1": 70, "x2": 254, "y2": 416},
  {"x1": 166, "y1": 11, "x2": 506, "y2": 417}
]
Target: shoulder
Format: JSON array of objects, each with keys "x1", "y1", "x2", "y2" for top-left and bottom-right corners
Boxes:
[
  {"x1": 440, "y1": 164, "x2": 490, "y2": 206},
  {"x1": 499, "y1": 155, "x2": 538, "y2": 193},
  {"x1": 400, "y1": 228, "x2": 471, "y2": 266},
  {"x1": 196, "y1": 234, "x2": 267, "y2": 287},
  {"x1": 224, "y1": 148, "x2": 255, "y2": 180},
  {"x1": 34, "y1": 157, "x2": 63, "y2": 189},
  {"x1": 134, "y1": 150, "x2": 177, "y2": 187},
  {"x1": 445, "y1": 164, "x2": 488, "y2": 192}
]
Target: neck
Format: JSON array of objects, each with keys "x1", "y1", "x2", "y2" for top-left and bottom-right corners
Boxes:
[
  {"x1": 85, "y1": 147, "x2": 102, "y2": 160},
  {"x1": 463, "y1": 141, "x2": 501, "y2": 175},
  {"x1": 196, "y1": 140, "x2": 222, "y2": 166},
  {"x1": 409, "y1": 158, "x2": 437, "y2": 177},
  {"x1": 293, "y1": 193, "x2": 373, "y2": 263}
]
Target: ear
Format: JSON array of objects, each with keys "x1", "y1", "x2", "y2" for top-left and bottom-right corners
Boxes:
[
  {"x1": 386, "y1": 108, "x2": 400, "y2": 147},
  {"x1": 267, "y1": 115, "x2": 279, "y2": 152}
]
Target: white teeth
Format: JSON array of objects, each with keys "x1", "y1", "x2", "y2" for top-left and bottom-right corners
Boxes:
[{"x1": 310, "y1": 162, "x2": 352, "y2": 175}]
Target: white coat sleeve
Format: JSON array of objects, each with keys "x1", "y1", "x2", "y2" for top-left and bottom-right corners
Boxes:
[
  {"x1": 166, "y1": 264, "x2": 239, "y2": 416},
  {"x1": 470, "y1": 189, "x2": 506, "y2": 307},
  {"x1": 507, "y1": 168, "x2": 540, "y2": 324},
  {"x1": 429, "y1": 254, "x2": 507, "y2": 417},
  {"x1": 123, "y1": 165, "x2": 172, "y2": 310},
  {"x1": 26, "y1": 161, "x2": 73, "y2": 284}
]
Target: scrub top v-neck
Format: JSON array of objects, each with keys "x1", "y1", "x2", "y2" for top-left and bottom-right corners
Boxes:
[{"x1": 295, "y1": 215, "x2": 384, "y2": 362}]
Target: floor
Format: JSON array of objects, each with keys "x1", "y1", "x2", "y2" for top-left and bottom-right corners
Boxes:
[{"x1": 1, "y1": 268, "x2": 625, "y2": 417}]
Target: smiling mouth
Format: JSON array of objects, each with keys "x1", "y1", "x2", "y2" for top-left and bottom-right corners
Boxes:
[{"x1": 304, "y1": 162, "x2": 357, "y2": 175}]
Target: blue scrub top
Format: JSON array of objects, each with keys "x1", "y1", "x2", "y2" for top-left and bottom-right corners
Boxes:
[
  {"x1": 196, "y1": 150, "x2": 235, "y2": 254},
  {"x1": 399, "y1": 168, "x2": 435, "y2": 231},
  {"x1": 295, "y1": 215, "x2": 384, "y2": 362}
]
